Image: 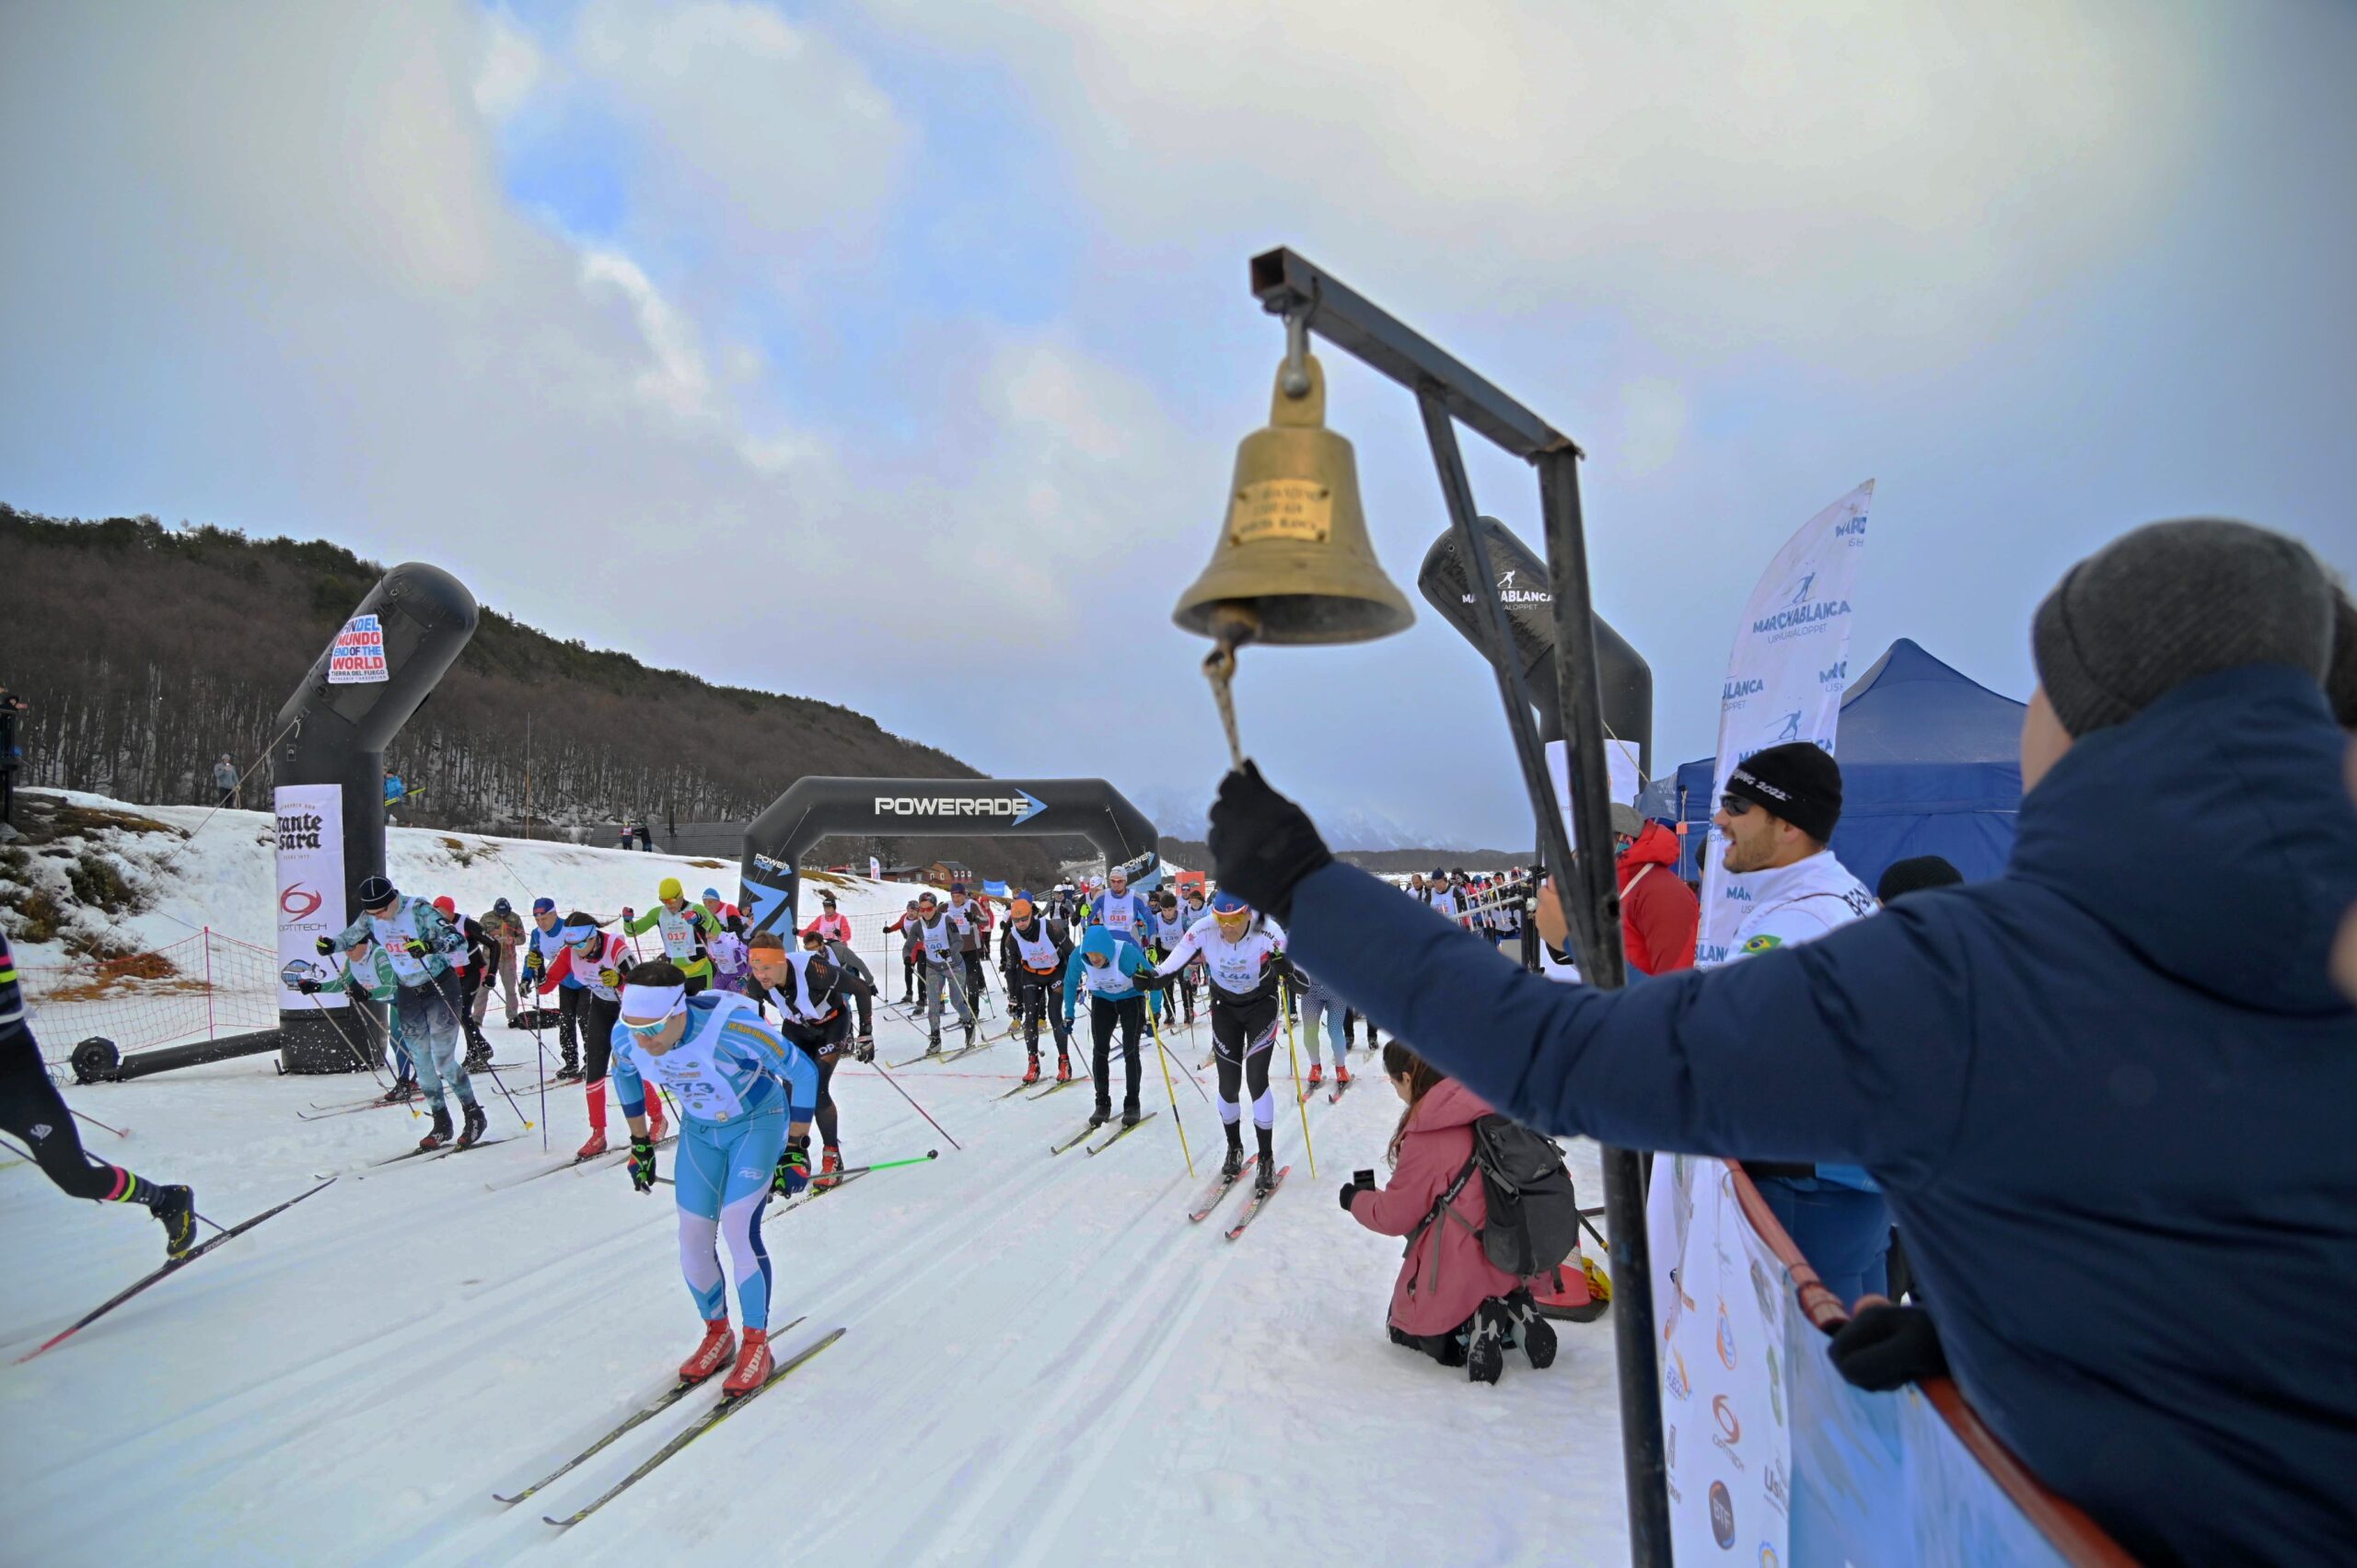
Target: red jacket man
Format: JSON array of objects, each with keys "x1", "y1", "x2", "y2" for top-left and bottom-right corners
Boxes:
[{"x1": 1614, "y1": 807, "x2": 1698, "y2": 975}]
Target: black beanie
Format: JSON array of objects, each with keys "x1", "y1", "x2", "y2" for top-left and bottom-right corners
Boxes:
[
  {"x1": 356, "y1": 875, "x2": 398, "y2": 909},
  {"x1": 1877, "y1": 855, "x2": 1964, "y2": 902},
  {"x1": 1725, "y1": 742, "x2": 1842, "y2": 842},
  {"x1": 2032, "y1": 518, "x2": 2335, "y2": 738}
]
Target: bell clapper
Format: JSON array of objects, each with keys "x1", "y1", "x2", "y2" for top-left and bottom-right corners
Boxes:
[{"x1": 1201, "y1": 603, "x2": 1260, "y2": 771}]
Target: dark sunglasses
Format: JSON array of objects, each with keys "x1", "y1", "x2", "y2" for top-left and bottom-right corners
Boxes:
[{"x1": 1718, "y1": 794, "x2": 1756, "y2": 817}]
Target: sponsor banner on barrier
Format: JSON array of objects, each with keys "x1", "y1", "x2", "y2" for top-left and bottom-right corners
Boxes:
[
  {"x1": 327, "y1": 612, "x2": 389, "y2": 684},
  {"x1": 1698, "y1": 482, "x2": 1872, "y2": 965},
  {"x1": 274, "y1": 784, "x2": 347, "y2": 1008},
  {"x1": 1648, "y1": 1155, "x2": 1793, "y2": 1565}
]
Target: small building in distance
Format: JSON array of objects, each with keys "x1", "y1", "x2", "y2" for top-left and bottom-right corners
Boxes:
[{"x1": 924, "y1": 859, "x2": 974, "y2": 889}]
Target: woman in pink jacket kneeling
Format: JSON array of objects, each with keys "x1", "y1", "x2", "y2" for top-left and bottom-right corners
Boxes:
[{"x1": 1342, "y1": 1043, "x2": 1557, "y2": 1383}]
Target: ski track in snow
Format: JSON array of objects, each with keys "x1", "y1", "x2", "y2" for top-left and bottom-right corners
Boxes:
[{"x1": 2, "y1": 809, "x2": 1627, "y2": 1565}]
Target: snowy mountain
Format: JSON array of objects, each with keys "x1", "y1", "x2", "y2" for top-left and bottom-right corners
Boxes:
[{"x1": 1131, "y1": 785, "x2": 1437, "y2": 854}]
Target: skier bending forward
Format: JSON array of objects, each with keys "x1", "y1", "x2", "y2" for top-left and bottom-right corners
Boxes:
[{"x1": 613, "y1": 960, "x2": 819, "y2": 1397}]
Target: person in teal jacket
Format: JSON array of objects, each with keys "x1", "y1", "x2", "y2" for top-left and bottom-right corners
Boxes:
[
  {"x1": 1061, "y1": 926, "x2": 1159, "y2": 1128},
  {"x1": 296, "y1": 938, "x2": 417, "y2": 1102}
]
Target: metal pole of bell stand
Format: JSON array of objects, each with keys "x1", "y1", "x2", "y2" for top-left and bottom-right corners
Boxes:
[{"x1": 1248, "y1": 248, "x2": 1669, "y2": 1567}]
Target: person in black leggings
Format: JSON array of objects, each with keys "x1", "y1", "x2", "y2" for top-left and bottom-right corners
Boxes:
[
  {"x1": 748, "y1": 931, "x2": 874, "y2": 1185},
  {"x1": 1, "y1": 928, "x2": 195, "y2": 1257}
]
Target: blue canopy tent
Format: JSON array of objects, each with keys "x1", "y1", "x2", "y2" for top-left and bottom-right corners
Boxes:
[{"x1": 1656, "y1": 640, "x2": 2026, "y2": 891}]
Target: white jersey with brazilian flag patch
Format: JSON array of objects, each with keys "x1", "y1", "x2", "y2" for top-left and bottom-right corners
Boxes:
[{"x1": 1720, "y1": 849, "x2": 1876, "y2": 963}]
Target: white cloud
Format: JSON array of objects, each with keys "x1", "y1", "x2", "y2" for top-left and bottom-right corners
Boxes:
[{"x1": 472, "y1": 9, "x2": 543, "y2": 121}]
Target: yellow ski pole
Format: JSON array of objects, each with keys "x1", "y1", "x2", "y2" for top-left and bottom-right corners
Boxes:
[
  {"x1": 1146, "y1": 1004, "x2": 1195, "y2": 1179},
  {"x1": 1282, "y1": 975, "x2": 1316, "y2": 1179}
]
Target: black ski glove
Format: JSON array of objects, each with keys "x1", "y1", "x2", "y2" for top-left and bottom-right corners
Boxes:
[
  {"x1": 315, "y1": 935, "x2": 337, "y2": 955},
  {"x1": 627, "y1": 1135, "x2": 658, "y2": 1193},
  {"x1": 1206, "y1": 761, "x2": 1334, "y2": 923},
  {"x1": 1827, "y1": 1303, "x2": 1948, "y2": 1391},
  {"x1": 1338, "y1": 1182, "x2": 1360, "y2": 1214},
  {"x1": 1339, "y1": 1168, "x2": 1376, "y2": 1212},
  {"x1": 296, "y1": 979, "x2": 321, "y2": 994}
]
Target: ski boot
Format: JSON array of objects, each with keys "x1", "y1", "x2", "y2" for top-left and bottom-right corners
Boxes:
[
  {"x1": 1121, "y1": 1100, "x2": 1143, "y2": 1129},
  {"x1": 418, "y1": 1104, "x2": 454, "y2": 1153},
  {"x1": 575, "y1": 1128, "x2": 608, "y2": 1160},
  {"x1": 1335, "y1": 1063, "x2": 1353, "y2": 1087},
  {"x1": 1088, "y1": 1102, "x2": 1111, "y2": 1128},
  {"x1": 1055, "y1": 1053, "x2": 1073, "y2": 1083},
  {"x1": 1306, "y1": 1063, "x2": 1324, "y2": 1088},
  {"x1": 721, "y1": 1329, "x2": 772, "y2": 1397},
  {"x1": 680, "y1": 1318, "x2": 736, "y2": 1385},
  {"x1": 817, "y1": 1147, "x2": 844, "y2": 1191},
  {"x1": 555, "y1": 1058, "x2": 583, "y2": 1084},
  {"x1": 1504, "y1": 1287, "x2": 1558, "y2": 1370},
  {"x1": 464, "y1": 1042, "x2": 493, "y2": 1072},
  {"x1": 457, "y1": 1100, "x2": 489, "y2": 1149},
  {"x1": 379, "y1": 1077, "x2": 418, "y2": 1105},
  {"x1": 1466, "y1": 1298, "x2": 1511, "y2": 1385},
  {"x1": 1220, "y1": 1140, "x2": 1244, "y2": 1182},
  {"x1": 963, "y1": 1021, "x2": 978, "y2": 1051},
  {"x1": 1253, "y1": 1158, "x2": 1277, "y2": 1198},
  {"x1": 150, "y1": 1184, "x2": 197, "y2": 1260},
  {"x1": 924, "y1": 1034, "x2": 943, "y2": 1059},
  {"x1": 1021, "y1": 1052, "x2": 1040, "y2": 1086}
]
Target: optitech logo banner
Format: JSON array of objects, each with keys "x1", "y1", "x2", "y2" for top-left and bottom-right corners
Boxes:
[
  {"x1": 1698, "y1": 481, "x2": 1872, "y2": 965},
  {"x1": 275, "y1": 784, "x2": 346, "y2": 1008}
]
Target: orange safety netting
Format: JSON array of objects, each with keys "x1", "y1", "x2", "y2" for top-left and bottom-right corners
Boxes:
[{"x1": 17, "y1": 928, "x2": 284, "y2": 1063}]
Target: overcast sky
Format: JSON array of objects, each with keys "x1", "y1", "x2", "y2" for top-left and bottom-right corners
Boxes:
[{"x1": 5, "y1": 1, "x2": 2352, "y2": 846}]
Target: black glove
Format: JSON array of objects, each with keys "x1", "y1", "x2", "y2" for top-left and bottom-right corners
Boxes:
[
  {"x1": 1338, "y1": 1181, "x2": 1361, "y2": 1214},
  {"x1": 296, "y1": 979, "x2": 322, "y2": 994},
  {"x1": 315, "y1": 936, "x2": 336, "y2": 955},
  {"x1": 774, "y1": 1136, "x2": 812, "y2": 1197},
  {"x1": 1339, "y1": 1167, "x2": 1376, "y2": 1212},
  {"x1": 1827, "y1": 1303, "x2": 1948, "y2": 1391},
  {"x1": 627, "y1": 1135, "x2": 658, "y2": 1193},
  {"x1": 1206, "y1": 761, "x2": 1333, "y2": 923},
  {"x1": 402, "y1": 938, "x2": 429, "y2": 958}
]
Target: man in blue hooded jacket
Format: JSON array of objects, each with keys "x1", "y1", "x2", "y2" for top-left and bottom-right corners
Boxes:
[{"x1": 1207, "y1": 518, "x2": 2357, "y2": 1566}]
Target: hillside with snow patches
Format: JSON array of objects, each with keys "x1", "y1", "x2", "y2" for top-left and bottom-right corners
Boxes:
[{"x1": 2, "y1": 789, "x2": 1623, "y2": 1565}]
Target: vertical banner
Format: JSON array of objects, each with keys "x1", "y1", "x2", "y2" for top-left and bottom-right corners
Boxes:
[
  {"x1": 869, "y1": 855, "x2": 882, "y2": 881},
  {"x1": 273, "y1": 784, "x2": 347, "y2": 1007},
  {"x1": 1649, "y1": 1156, "x2": 1795, "y2": 1565},
  {"x1": 1547, "y1": 737, "x2": 1643, "y2": 851},
  {"x1": 1698, "y1": 481, "x2": 1873, "y2": 965}
]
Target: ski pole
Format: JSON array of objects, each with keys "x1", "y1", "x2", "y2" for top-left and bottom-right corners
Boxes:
[
  {"x1": 1281, "y1": 976, "x2": 1316, "y2": 1179},
  {"x1": 70, "y1": 1107, "x2": 130, "y2": 1140},
  {"x1": 857, "y1": 1053, "x2": 964, "y2": 1151},
  {"x1": 1146, "y1": 1002, "x2": 1212, "y2": 1107},
  {"x1": 1145, "y1": 1008, "x2": 1195, "y2": 1179},
  {"x1": 659, "y1": 1149, "x2": 939, "y2": 1187}
]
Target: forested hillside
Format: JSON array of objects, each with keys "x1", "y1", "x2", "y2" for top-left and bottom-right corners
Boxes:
[{"x1": 0, "y1": 508, "x2": 1091, "y2": 881}]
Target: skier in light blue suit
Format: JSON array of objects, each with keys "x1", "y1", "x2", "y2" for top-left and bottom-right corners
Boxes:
[
  {"x1": 1061, "y1": 925, "x2": 1162, "y2": 1128},
  {"x1": 612, "y1": 959, "x2": 819, "y2": 1397}
]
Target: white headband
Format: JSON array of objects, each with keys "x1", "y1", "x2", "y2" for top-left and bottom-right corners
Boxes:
[{"x1": 620, "y1": 982, "x2": 686, "y2": 1022}]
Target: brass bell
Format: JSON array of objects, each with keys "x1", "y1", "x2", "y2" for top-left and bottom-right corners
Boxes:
[{"x1": 1172, "y1": 352, "x2": 1415, "y2": 647}]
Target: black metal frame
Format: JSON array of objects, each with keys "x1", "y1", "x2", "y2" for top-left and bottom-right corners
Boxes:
[{"x1": 1251, "y1": 247, "x2": 1668, "y2": 1565}]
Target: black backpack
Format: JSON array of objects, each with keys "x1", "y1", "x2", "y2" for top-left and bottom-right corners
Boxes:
[{"x1": 1417, "y1": 1115, "x2": 1584, "y2": 1279}]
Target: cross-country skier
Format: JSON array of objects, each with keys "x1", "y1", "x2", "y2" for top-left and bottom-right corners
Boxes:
[
  {"x1": 534, "y1": 912, "x2": 666, "y2": 1158},
  {"x1": 1, "y1": 927, "x2": 195, "y2": 1257},
  {"x1": 1293, "y1": 960, "x2": 1353, "y2": 1092},
  {"x1": 524, "y1": 898, "x2": 586, "y2": 1079},
  {"x1": 800, "y1": 891, "x2": 852, "y2": 947},
  {"x1": 1061, "y1": 924, "x2": 1159, "y2": 1128},
  {"x1": 479, "y1": 897, "x2": 526, "y2": 1025},
  {"x1": 911, "y1": 892, "x2": 976, "y2": 1053},
  {"x1": 1089, "y1": 865, "x2": 1154, "y2": 951},
  {"x1": 611, "y1": 960, "x2": 818, "y2": 1396},
  {"x1": 621, "y1": 877, "x2": 722, "y2": 994},
  {"x1": 746, "y1": 932, "x2": 872, "y2": 1188},
  {"x1": 318, "y1": 877, "x2": 483, "y2": 1151},
  {"x1": 998, "y1": 896, "x2": 1074, "y2": 1085},
  {"x1": 799, "y1": 929, "x2": 877, "y2": 1056},
  {"x1": 295, "y1": 937, "x2": 418, "y2": 1102},
  {"x1": 883, "y1": 900, "x2": 923, "y2": 1004},
  {"x1": 1146, "y1": 891, "x2": 1197, "y2": 1026},
  {"x1": 433, "y1": 895, "x2": 499, "y2": 1069},
  {"x1": 946, "y1": 884, "x2": 992, "y2": 1011},
  {"x1": 1151, "y1": 891, "x2": 1288, "y2": 1196}
]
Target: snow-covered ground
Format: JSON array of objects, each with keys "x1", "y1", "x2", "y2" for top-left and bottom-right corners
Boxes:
[{"x1": 2, "y1": 793, "x2": 1628, "y2": 1565}]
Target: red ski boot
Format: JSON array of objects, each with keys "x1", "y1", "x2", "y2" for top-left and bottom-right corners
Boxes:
[
  {"x1": 575, "y1": 1129, "x2": 608, "y2": 1160},
  {"x1": 721, "y1": 1329, "x2": 772, "y2": 1397},
  {"x1": 1335, "y1": 1063, "x2": 1353, "y2": 1086},
  {"x1": 1306, "y1": 1063, "x2": 1324, "y2": 1089},
  {"x1": 680, "y1": 1318, "x2": 736, "y2": 1385},
  {"x1": 1055, "y1": 1053, "x2": 1073, "y2": 1083},
  {"x1": 816, "y1": 1147, "x2": 844, "y2": 1191},
  {"x1": 1021, "y1": 1053, "x2": 1041, "y2": 1086}
]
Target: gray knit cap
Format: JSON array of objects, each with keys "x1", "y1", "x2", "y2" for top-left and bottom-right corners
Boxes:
[{"x1": 2031, "y1": 519, "x2": 2336, "y2": 738}]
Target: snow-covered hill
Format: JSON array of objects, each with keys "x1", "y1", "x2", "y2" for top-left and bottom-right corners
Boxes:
[{"x1": 2, "y1": 788, "x2": 1628, "y2": 1565}]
